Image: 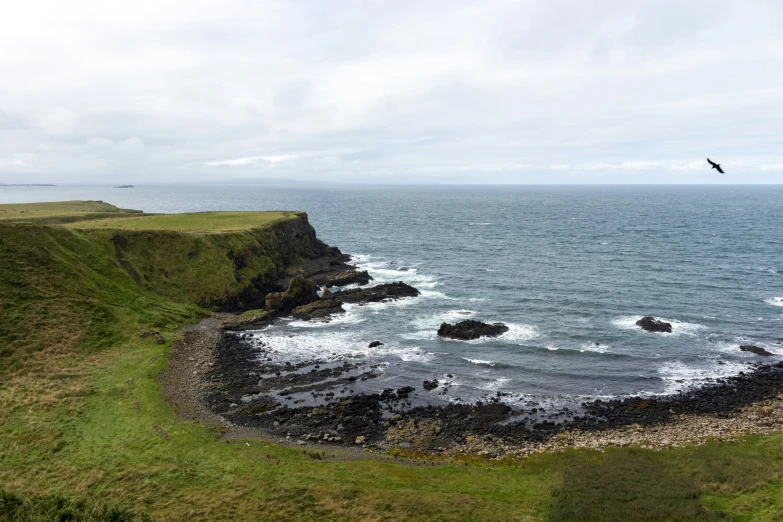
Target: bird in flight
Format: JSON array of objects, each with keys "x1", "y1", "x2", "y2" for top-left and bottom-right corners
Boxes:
[{"x1": 707, "y1": 158, "x2": 725, "y2": 174}]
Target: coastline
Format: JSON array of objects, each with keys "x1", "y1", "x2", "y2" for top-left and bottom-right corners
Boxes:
[{"x1": 161, "y1": 311, "x2": 783, "y2": 460}]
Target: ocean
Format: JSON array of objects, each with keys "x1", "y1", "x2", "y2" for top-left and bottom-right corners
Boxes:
[{"x1": 3, "y1": 184, "x2": 782, "y2": 410}]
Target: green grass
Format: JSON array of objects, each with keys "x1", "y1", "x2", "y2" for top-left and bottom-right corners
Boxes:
[
  {"x1": 0, "y1": 200, "x2": 128, "y2": 220},
  {"x1": 0, "y1": 200, "x2": 143, "y2": 225},
  {"x1": 2, "y1": 203, "x2": 783, "y2": 520},
  {"x1": 66, "y1": 211, "x2": 297, "y2": 233}
]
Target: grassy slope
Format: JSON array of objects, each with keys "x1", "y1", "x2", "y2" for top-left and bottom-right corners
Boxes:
[
  {"x1": 0, "y1": 200, "x2": 143, "y2": 225},
  {"x1": 1, "y1": 205, "x2": 783, "y2": 521},
  {"x1": 66, "y1": 211, "x2": 295, "y2": 233}
]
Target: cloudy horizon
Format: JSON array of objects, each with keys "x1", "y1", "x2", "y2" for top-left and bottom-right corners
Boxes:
[{"x1": 1, "y1": 0, "x2": 782, "y2": 185}]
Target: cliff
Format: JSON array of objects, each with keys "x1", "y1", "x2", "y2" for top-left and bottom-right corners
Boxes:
[{"x1": 0, "y1": 208, "x2": 337, "y2": 375}]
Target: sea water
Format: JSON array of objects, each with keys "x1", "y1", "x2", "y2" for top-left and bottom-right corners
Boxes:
[{"x1": 4, "y1": 184, "x2": 782, "y2": 408}]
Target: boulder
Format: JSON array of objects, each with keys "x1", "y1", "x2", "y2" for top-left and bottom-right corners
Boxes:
[
  {"x1": 265, "y1": 292, "x2": 284, "y2": 310},
  {"x1": 326, "y1": 270, "x2": 373, "y2": 287},
  {"x1": 740, "y1": 345, "x2": 773, "y2": 356},
  {"x1": 291, "y1": 299, "x2": 345, "y2": 321},
  {"x1": 423, "y1": 379, "x2": 439, "y2": 391},
  {"x1": 437, "y1": 320, "x2": 509, "y2": 340},
  {"x1": 635, "y1": 316, "x2": 672, "y2": 333},
  {"x1": 265, "y1": 276, "x2": 319, "y2": 313},
  {"x1": 330, "y1": 282, "x2": 420, "y2": 304},
  {"x1": 368, "y1": 340, "x2": 384, "y2": 348}
]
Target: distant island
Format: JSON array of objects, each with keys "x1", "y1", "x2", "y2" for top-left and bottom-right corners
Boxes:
[{"x1": 113, "y1": 185, "x2": 134, "y2": 188}]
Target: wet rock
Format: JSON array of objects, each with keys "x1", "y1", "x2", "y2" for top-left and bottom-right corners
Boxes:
[
  {"x1": 330, "y1": 282, "x2": 420, "y2": 304},
  {"x1": 423, "y1": 379, "x2": 439, "y2": 391},
  {"x1": 326, "y1": 270, "x2": 373, "y2": 287},
  {"x1": 265, "y1": 275, "x2": 319, "y2": 313},
  {"x1": 636, "y1": 316, "x2": 672, "y2": 333},
  {"x1": 368, "y1": 340, "x2": 384, "y2": 348},
  {"x1": 437, "y1": 320, "x2": 509, "y2": 340},
  {"x1": 291, "y1": 299, "x2": 345, "y2": 321},
  {"x1": 740, "y1": 345, "x2": 774, "y2": 356}
]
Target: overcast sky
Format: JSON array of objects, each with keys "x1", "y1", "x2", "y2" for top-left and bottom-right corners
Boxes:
[{"x1": 1, "y1": 1, "x2": 782, "y2": 184}]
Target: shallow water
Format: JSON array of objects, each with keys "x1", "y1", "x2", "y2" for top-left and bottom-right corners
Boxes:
[{"x1": 5, "y1": 184, "x2": 783, "y2": 408}]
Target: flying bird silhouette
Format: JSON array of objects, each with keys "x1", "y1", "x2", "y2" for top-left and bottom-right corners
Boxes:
[{"x1": 707, "y1": 158, "x2": 725, "y2": 174}]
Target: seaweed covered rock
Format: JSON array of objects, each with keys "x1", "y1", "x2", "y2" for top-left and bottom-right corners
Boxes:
[
  {"x1": 326, "y1": 270, "x2": 373, "y2": 287},
  {"x1": 265, "y1": 275, "x2": 319, "y2": 312},
  {"x1": 291, "y1": 299, "x2": 345, "y2": 321},
  {"x1": 740, "y1": 345, "x2": 773, "y2": 356},
  {"x1": 636, "y1": 316, "x2": 672, "y2": 333},
  {"x1": 437, "y1": 320, "x2": 508, "y2": 340},
  {"x1": 330, "y1": 282, "x2": 420, "y2": 304}
]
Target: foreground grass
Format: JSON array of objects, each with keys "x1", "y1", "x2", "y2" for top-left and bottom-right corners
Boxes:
[
  {"x1": 2, "y1": 205, "x2": 783, "y2": 520},
  {"x1": 4, "y1": 333, "x2": 783, "y2": 520},
  {"x1": 66, "y1": 211, "x2": 297, "y2": 233}
]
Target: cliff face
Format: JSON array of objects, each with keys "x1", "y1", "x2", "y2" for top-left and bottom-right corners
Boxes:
[
  {"x1": 0, "y1": 212, "x2": 337, "y2": 372},
  {"x1": 87, "y1": 212, "x2": 333, "y2": 311}
]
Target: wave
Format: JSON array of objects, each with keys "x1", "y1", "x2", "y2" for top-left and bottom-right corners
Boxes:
[
  {"x1": 580, "y1": 342, "x2": 609, "y2": 354},
  {"x1": 658, "y1": 359, "x2": 750, "y2": 394},
  {"x1": 612, "y1": 315, "x2": 707, "y2": 336},
  {"x1": 469, "y1": 222, "x2": 495, "y2": 226},
  {"x1": 714, "y1": 338, "x2": 782, "y2": 357},
  {"x1": 462, "y1": 357, "x2": 496, "y2": 366},
  {"x1": 350, "y1": 253, "x2": 438, "y2": 288},
  {"x1": 765, "y1": 297, "x2": 783, "y2": 307}
]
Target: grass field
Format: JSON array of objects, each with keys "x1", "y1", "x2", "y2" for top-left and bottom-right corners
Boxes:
[
  {"x1": 66, "y1": 211, "x2": 297, "y2": 233},
  {"x1": 0, "y1": 200, "x2": 128, "y2": 219},
  {"x1": 2, "y1": 202, "x2": 783, "y2": 520}
]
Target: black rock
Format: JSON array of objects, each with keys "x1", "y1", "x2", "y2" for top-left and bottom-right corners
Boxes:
[
  {"x1": 291, "y1": 299, "x2": 345, "y2": 321},
  {"x1": 437, "y1": 319, "x2": 509, "y2": 340},
  {"x1": 740, "y1": 345, "x2": 774, "y2": 356},
  {"x1": 368, "y1": 340, "x2": 384, "y2": 348},
  {"x1": 330, "y1": 282, "x2": 420, "y2": 304},
  {"x1": 636, "y1": 316, "x2": 672, "y2": 333},
  {"x1": 326, "y1": 270, "x2": 373, "y2": 287},
  {"x1": 423, "y1": 380, "x2": 439, "y2": 391}
]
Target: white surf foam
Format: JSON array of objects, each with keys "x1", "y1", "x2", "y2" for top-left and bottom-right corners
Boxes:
[
  {"x1": 580, "y1": 342, "x2": 609, "y2": 354},
  {"x1": 765, "y1": 297, "x2": 783, "y2": 307},
  {"x1": 469, "y1": 222, "x2": 495, "y2": 226},
  {"x1": 350, "y1": 253, "x2": 439, "y2": 289},
  {"x1": 715, "y1": 338, "x2": 782, "y2": 357},
  {"x1": 462, "y1": 357, "x2": 496, "y2": 366},
  {"x1": 658, "y1": 359, "x2": 749, "y2": 394},
  {"x1": 247, "y1": 329, "x2": 366, "y2": 365},
  {"x1": 478, "y1": 377, "x2": 511, "y2": 392},
  {"x1": 612, "y1": 315, "x2": 706, "y2": 336}
]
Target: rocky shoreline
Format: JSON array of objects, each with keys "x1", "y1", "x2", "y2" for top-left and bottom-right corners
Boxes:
[{"x1": 160, "y1": 247, "x2": 783, "y2": 460}]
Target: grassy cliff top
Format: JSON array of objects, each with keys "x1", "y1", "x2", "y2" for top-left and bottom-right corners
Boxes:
[
  {"x1": 0, "y1": 200, "x2": 137, "y2": 221},
  {"x1": 0, "y1": 201, "x2": 300, "y2": 232},
  {"x1": 65, "y1": 210, "x2": 299, "y2": 233}
]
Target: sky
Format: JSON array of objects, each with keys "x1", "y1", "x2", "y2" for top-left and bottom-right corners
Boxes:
[{"x1": 1, "y1": 0, "x2": 782, "y2": 185}]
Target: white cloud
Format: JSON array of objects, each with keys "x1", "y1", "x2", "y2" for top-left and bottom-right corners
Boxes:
[
  {"x1": 203, "y1": 154, "x2": 297, "y2": 167},
  {"x1": 0, "y1": 0, "x2": 781, "y2": 183},
  {"x1": 0, "y1": 153, "x2": 33, "y2": 169},
  {"x1": 38, "y1": 108, "x2": 77, "y2": 135}
]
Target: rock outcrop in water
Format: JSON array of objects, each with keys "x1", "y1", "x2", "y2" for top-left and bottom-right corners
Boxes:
[
  {"x1": 740, "y1": 345, "x2": 773, "y2": 356},
  {"x1": 265, "y1": 275, "x2": 319, "y2": 313},
  {"x1": 636, "y1": 316, "x2": 672, "y2": 333},
  {"x1": 326, "y1": 270, "x2": 373, "y2": 287},
  {"x1": 437, "y1": 319, "x2": 509, "y2": 340},
  {"x1": 291, "y1": 299, "x2": 345, "y2": 321},
  {"x1": 329, "y1": 281, "x2": 420, "y2": 303}
]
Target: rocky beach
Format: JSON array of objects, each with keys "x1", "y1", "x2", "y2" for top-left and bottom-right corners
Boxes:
[{"x1": 162, "y1": 245, "x2": 783, "y2": 460}]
